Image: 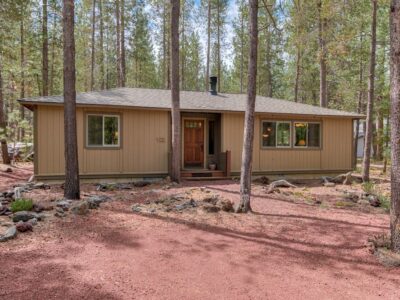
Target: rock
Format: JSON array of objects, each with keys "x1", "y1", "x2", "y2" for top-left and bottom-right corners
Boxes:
[
  {"x1": 368, "y1": 195, "x2": 381, "y2": 207},
  {"x1": 0, "y1": 226, "x2": 17, "y2": 242},
  {"x1": 357, "y1": 199, "x2": 370, "y2": 206},
  {"x1": 202, "y1": 195, "x2": 219, "y2": 205},
  {"x1": 132, "y1": 205, "x2": 142, "y2": 213},
  {"x1": 56, "y1": 200, "x2": 72, "y2": 211},
  {"x1": 28, "y1": 218, "x2": 38, "y2": 226},
  {"x1": 32, "y1": 203, "x2": 45, "y2": 213},
  {"x1": 13, "y1": 187, "x2": 24, "y2": 199},
  {"x1": 0, "y1": 206, "x2": 11, "y2": 216},
  {"x1": 343, "y1": 191, "x2": 359, "y2": 202},
  {"x1": 28, "y1": 175, "x2": 35, "y2": 183},
  {"x1": 323, "y1": 182, "x2": 335, "y2": 187},
  {"x1": 5, "y1": 167, "x2": 12, "y2": 173},
  {"x1": 203, "y1": 205, "x2": 221, "y2": 213},
  {"x1": 86, "y1": 195, "x2": 111, "y2": 209},
  {"x1": 71, "y1": 201, "x2": 89, "y2": 216},
  {"x1": 55, "y1": 211, "x2": 66, "y2": 218},
  {"x1": 12, "y1": 211, "x2": 36, "y2": 222},
  {"x1": 217, "y1": 199, "x2": 234, "y2": 212},
  {"x1": 133, "y1": 180, "x2": 151, "y2": 188},
  {"x1": 16, "y1": 221, "x2": 33, "y2": 232}
]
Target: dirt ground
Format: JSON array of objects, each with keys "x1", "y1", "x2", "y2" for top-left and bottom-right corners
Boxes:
[{"x1": 1, "y1": 163, "x2": 399, "y2": 300}]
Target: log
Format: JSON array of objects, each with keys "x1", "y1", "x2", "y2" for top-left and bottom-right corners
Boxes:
[{"x1": 266, "y1": 180, "x2": 297, "y2": 193}]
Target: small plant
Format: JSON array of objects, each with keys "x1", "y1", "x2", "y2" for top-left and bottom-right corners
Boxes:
[
  {"x1": 378, "y1": 195, "x2": 391, "y2": 212},
  {"x1": 362, "y1": 181, "x2": 375, "y2": 195},
  {"x1": 10, "y1": 199, "x2": 33, "y2": 213}
]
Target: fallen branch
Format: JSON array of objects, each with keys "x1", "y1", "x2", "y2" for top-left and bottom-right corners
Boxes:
[{"x1": 266, "y1": 180, "x2": 297, "y2": 193}]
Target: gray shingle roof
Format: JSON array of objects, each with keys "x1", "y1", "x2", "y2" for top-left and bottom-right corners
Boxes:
[{"x1": 18, "y1": 87, "x2": 363, "y2": 118}]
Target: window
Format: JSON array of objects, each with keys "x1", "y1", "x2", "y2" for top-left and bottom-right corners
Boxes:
[
  {"x1": 87, "y1": 114, "x2": 120, "y2": 147},
  {"x1": 262, "y1": 121, "x2": 291, "y2": 148},
  {"x1": 294, "y1": 122, "x2": 321, "y2": 148},
  {"x1": 208, "y1": 121, "x2": 215, "y2": 155}
]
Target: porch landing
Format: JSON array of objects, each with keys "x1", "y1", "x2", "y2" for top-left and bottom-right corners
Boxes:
[{"x1": 181, "y1": 169, "x2": 228, "y2": 180}]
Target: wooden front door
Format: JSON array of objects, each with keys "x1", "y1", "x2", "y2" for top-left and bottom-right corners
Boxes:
[{"x1": 184, "y1": 120, "x2": 204, "y2": 167}]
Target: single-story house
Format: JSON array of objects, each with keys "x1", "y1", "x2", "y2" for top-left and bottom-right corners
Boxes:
[{"x1": 18, "y1": 83, "x2": 363, "y2": 181}]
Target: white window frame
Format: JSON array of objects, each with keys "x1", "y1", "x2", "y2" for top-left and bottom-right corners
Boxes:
[
  {"x1": 261, "y1": 120, "x2": 292, "y2": 149},
  {"x1": 86, "y1": 114, "x2": 121, "y2": 148},
  {"x1": 293, "y1": 121, "x2": 321, "y2": 149}
]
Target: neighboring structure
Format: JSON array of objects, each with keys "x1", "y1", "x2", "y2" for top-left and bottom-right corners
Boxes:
[{"x1": 18, "y1": 83, "x2": 364, "y2": 181}]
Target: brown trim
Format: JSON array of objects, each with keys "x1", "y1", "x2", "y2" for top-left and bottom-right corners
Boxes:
[
  {"x1": 230, "y1": 169, "x2": 353, "y2": 176},
  {"x1": 18, "y1": 101, "x2": 365, "y2": 119},
  {"x1": 33, "y1": 106, "x2": 38, "y2": 176},
  {"x1": 35, "y1": 172, "x2": 168, "y2": 181},
  {"x1": 83, "y1": 111, "x2": 123, "y2": 150}
]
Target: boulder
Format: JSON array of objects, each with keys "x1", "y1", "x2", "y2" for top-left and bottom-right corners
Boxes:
[
  {"x1": 32, "y1": 203, "x2": 45, "y2": 213},
  {"x1": 56, "y1": 200, "x2": 72, "y2": 211},
  {"x1": 16, "y1": 221, "x2": 33, "y2": 232},
  {"x1": 132, "y1": 204, "x2": 142, "y2": 213},
  {"x1": 86, "y1": 195, "x2": 111, "y2": 209},
  {"x1": 368, "y1": 195, "x2": 381, "y2": 207},
  {"x1": 0, "y1": 226, "x2": 17, "y2": 242},
  {"x1": 71, "y1": 201, "x2": 89, "y2": 216},
  {"x1": 357, "y1": 199, "x2": 370, "y2": 206},
  {"x1": 133, "y1": 180, "x2": 151, "y2": 188},
  {"x1": 28, "y1": 218, "x2": 38, "y2": 226},
  {"x1": 12, "y1": 211, "x2": 36, "y2": 222},
  {"x1": 13, "y1": 187, "x2": 24, "y2": 199}
]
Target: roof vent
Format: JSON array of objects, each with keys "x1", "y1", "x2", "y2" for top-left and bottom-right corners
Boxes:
[{"x1": 209, "y1": 76, "x2": 217, "y2": 95}]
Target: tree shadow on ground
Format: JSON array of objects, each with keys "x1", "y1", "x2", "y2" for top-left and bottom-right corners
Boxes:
[{"x1": 0, "y1": 250, "x2": 119, "y2": 299}]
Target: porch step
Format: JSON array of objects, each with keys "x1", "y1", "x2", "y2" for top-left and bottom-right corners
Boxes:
[{"x1": 181, "y1": 170, "x2": 225, "y2": 178}]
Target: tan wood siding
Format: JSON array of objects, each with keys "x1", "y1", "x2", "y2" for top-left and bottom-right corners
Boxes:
[
  {"x1": 36, "y1": 105, "x2": 169, "y2": 176},
  {"x1": 221, "y1": 112, "x2": 353, "y2": 173}
]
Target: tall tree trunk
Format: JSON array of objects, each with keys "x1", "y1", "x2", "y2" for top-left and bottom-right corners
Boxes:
[
  {"x1": 217, "y1": 0, "x2": 221, "y2": 92},
  {"x1": 20, "y1": 16, "x2": 25, "y2": 141},
  {"x1": 383, "y1": 116, "x2": 390, "y2": 174},
  {"x1": 90, "y1": 0, "x2": 96, "y2": 91},
  {"x1": 376, "y1": 96, "x2": 384, "y2": 160},
  {"x1": 390, "y1": 0, "x2": 400, "y2": 252},
  {"x1": 264, "y1": 28, "x2": 272, "y2": 97},
  {"x1": 170, "y1": 0, "x2": 181, "y2": 182},
  {"x1": 362, "y1": 0, "x2": 377, "y2": 182},
  {"x1": 121, "y1": 0, "x2": 126, "y2": 87},
  {"x1": 354, "y1": 33, "x2": 364, "y2": 169},
  {"x1": 205, "y1": 0, "x2": 211, "y2": 91},
  {"x1": 50, "y1": 8, "x2": 57, "y2": 95},
  {"x1": 236, "y1": 0, "x2": 258, "y2": 213},
  {"x1": 294, "y1": 0, "x2": 301, "y2": 102},
  {"x1": 181, "y1": 0, "x2": 185, "y2": 90},
  {"x1": 42, "y1": 0, "x2": 49, "y2": 96},
  {"x1": 163, "y1": 2, "x2": 167, "y2": 89},
  {"x1": 99, "y1": 0, "x2": 105, "y2": 90},
  {"x1": 0, "y1": 55, "x2": 10, "y2": 165},
  {"x1": 239, "y1": 0, "x2": 244, "y2": 93},
  {"x1": 116, "y1": 0, "x2": 121, "y2": 87},
  {"x1": 317, "y1": 0, "x2": 327, "y2": 107},
  {"x1": 62, "y1": 0, "x2": 80, "y2": 200}
]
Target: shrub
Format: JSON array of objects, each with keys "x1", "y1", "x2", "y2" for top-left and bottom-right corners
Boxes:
[
  {"x1": 11, "y1": 199, "x2": 33, "y2": 213},
  {"x1": 362, "y1": 181, "x2": 375, "y2": 194},
  {"x1": 378, "y1": 195, "x2": 391, "y2": 212}
]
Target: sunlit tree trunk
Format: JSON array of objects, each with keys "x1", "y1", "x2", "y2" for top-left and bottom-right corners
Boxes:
[
  {"x1": 42, "y1": 0, "x2": 49, "y2": 96},
  {"x1": 389, "y1": 0, "x2": 400, "y2": 252},
  {"x1": 121, "y1": 0, "x2": 126, "y2": 87},
  {"x1": 317, "y1": 0, "x2": 327, "y2": 107},
  {"x1": 205, "y1": 0, "x2": 211, "y2": 91},
  {"x1": 362, "y1": 0, "x2": 377, "y2": 182},
  {"x1": 90, "y1": 0, "x2": 96, "y2": 91},
  {"x1": 237, "y1": 0, "x2": 258, "y2": 213},
  {"x1": 63, "y1": 0, "x2": 80, "y2": 200},
  {"x1": 99, "y1": 0, "x2": 105, "y2": 90},
  {"x1": 170, "y1": 0, "x2": 181, "y2": 183},
  {"x1": 20, "y1": 16, "x2": 25, "y2": 140},
  {"x1": 116, "y1": 0, "x2": 121, "y2": 87}
]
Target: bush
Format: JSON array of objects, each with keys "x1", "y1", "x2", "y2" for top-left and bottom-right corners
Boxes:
[
  {"x1": 10, "y1": 199, "x2": 33, "y2": 213},
  {"x1": 362, "y1": 182, "x2": 375, "y2": 194}
]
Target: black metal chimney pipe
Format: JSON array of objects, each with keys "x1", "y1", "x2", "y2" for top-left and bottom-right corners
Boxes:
[{"x1": 209, "y1": 76, "x2": 217, "y2": 95}]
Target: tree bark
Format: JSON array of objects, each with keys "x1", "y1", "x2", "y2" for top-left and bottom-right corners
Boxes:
[
  {"x1": 20, "y1": 16, "x2": 26, "y2": 140},
  {"x1": 63, "y1": 0, "x2": 80, "y2": 200},
  {"x1": 236, "y1": 0, "x2": 258, "y2": 213},
  {"x1": 99, "y1": 0, "x2": 105, "y2": 90},
  {"x1": 116, "y1": 0, "x2": 121, "y2": 88},
  {"x1": 376, "y1": 96, "x2": 384, "y2": 160},
  {"x1": 50, "y1": 8, "x2": 57, "y2": 95},
  {"x1": 181, "y1": 0, "x2": 186, "y2": 90},
  {"x1": 239, "y1": 0, "x2": 244, "y2": 93},
  {"x1": 121, "y1": 0, "x2": 126, "y2": 87},
  {"x1": 317, "y1": 0, "x2": 327, "y2": 107},
  {"x1": 90, "y1": 0, "x2": 96, "y2": 91},
  {"x1": 0, "y1": 56, "x2": 10, "y2": 165},
  {"x1": 390, "y1": 0, "x2": 400, "y2": 252},
  {"x1": 362, "y1": 0, "x2": 377, "y2": 182},
  {"x1": 170, "y1": 0, "x2": 181, "y2": 183},
  {"x1": 217, "y1": 0, "x2": 221, "y2": 92},
  {"x1": 42, "y1": 0, "x2": 49, "y2": 96},
  {"x1": 205, "y1": 0, "x2": 211, "y2": 91}
]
